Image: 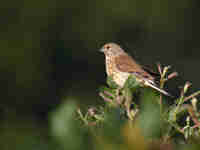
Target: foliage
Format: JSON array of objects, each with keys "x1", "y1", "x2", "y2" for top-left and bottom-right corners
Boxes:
[{"x1": 50, "y1": 64, "x2": 200, "y2": 150}]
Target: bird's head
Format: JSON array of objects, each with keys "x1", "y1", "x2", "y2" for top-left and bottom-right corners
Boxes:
[{"x1": 100, "y1": 43, "x2": 125, "y2": 56}]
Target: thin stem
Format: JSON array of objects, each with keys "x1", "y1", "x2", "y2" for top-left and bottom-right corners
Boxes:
[
  {"x1": 183, "y1": 91, "x2": 200, "y2": 102},
  {"x1": 77, "y1": 109, "x2": 88, "y2": 125},
  {"x1": 173, "y1": 96, "x2": 184, "y2": 121}
]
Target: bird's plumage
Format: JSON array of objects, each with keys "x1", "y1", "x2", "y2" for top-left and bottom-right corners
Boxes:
[
  {"x1": 100, "y1": 43, "x2": 171, "y2": 97},
  {"x1": 115, "y1": 54, "x2": 154, "y2": 81}
]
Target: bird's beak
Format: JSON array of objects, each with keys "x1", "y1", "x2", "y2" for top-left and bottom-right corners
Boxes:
[{"x1": 99, "y1": 47, "x2": 104, "y2": 52}]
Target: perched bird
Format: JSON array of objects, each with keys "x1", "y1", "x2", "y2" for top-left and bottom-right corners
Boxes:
[{"x1": 100, "y1": 42, "x2": 171, "y2": 97}]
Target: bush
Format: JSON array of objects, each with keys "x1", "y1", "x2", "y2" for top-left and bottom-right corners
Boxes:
[{"x1": 50, "y1": 65, "x2": 200, "y2": 150}]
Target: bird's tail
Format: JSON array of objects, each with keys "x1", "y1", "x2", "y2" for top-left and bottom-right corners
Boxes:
[{"x1": 144, "y1": 80, "x2": 173, "y2": 97}]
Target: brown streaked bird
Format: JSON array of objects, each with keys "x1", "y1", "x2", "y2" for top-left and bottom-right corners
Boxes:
[{"x1": 100, "y1": 42, "x2": 171, "y2": 97}]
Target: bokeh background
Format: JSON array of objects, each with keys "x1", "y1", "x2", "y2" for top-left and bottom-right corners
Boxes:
[{"x1": 0, "y1": 0, "x2": 200, "y2": 149}]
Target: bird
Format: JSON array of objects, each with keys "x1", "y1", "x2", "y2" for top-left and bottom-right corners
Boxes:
[{"x1": 100, "y1": 42, "x2": 171, "y2": 97}]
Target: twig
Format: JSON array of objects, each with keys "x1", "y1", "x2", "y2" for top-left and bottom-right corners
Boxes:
[
  {"x1": 187, "y1": 104, "x2": 200, "y2": 126},
  {"x1": 104, "y1": 90, "x2": 114, "y2": 97},
  {"x1": 183, "y1": 91, "x2": 200, "y2": 102},
  {"x1": 77, "y1": 108, "x2": 88, "y2": 125},
  {"x1": 167, "y1": 72, "x2": 178, "y2": 80},
  {"x1": 157, "y1": 62, "x2": 162, "y2": 75},
  {"x1": 99, "y1": 92, "x2": 112, "y2": 102}
]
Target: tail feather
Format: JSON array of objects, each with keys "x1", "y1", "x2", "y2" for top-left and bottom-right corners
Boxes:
[
  {"x1": 131, "y1": 72, "x2": 173, "y2": 97},
  {"x1": 144, "y1": 80, "x2": 172, "y2": 97}
]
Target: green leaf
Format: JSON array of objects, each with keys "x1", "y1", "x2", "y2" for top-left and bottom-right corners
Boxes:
[
  {"x1": 168, "y1": 104, "x2": 188, "y2": 123},
  {"x1": 123, "y1": 75, "x2": 140, "y2": 91},
  {"x1": 168, "y1": 105, "x2": 178, "y2": 123},
  {"x1": 98, "y1": 107, "x2": 126, "y2": 143},
  {"x1": 107, "y1": 76, "x2": 119, "y2": 89},
  {"x1": 138, "y1": 89, "x2": 162, "y2": 139},
  {"x1": 99, "y1": 86, "x2": 116, "y2": 96},
  {"x1": 50, "y1": 101, "x2": 93, "y2": 150}
]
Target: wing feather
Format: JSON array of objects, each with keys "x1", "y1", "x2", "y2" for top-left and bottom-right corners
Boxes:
[{"x1": 115, "y1": 54, "x2": 154, "y2": 81}]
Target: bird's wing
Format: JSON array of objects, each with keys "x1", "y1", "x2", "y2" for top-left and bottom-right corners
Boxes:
[
  {"x1": 115, "y1": 54, "x2": 154, "y2": 81},
  {"x1": 115, "y1": 54, "x2": 172, "y2": 97},
  {"x1": 141, "y1": 65, "x2": 160, "y2": 77}
]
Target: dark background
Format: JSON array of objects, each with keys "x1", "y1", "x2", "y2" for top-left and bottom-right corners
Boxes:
[{"x1": 0, "y1": 0, "x2": 200, "y2": 149}]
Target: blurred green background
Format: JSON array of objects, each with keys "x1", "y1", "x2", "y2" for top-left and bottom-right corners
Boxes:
[{"x1": 0, "y1": 0, "x2": 200, "y2": 149}]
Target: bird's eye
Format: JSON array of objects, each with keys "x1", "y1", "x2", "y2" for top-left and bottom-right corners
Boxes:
[{"x1": 105, "y1": 45, "x2": 111, "y2": 50}]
